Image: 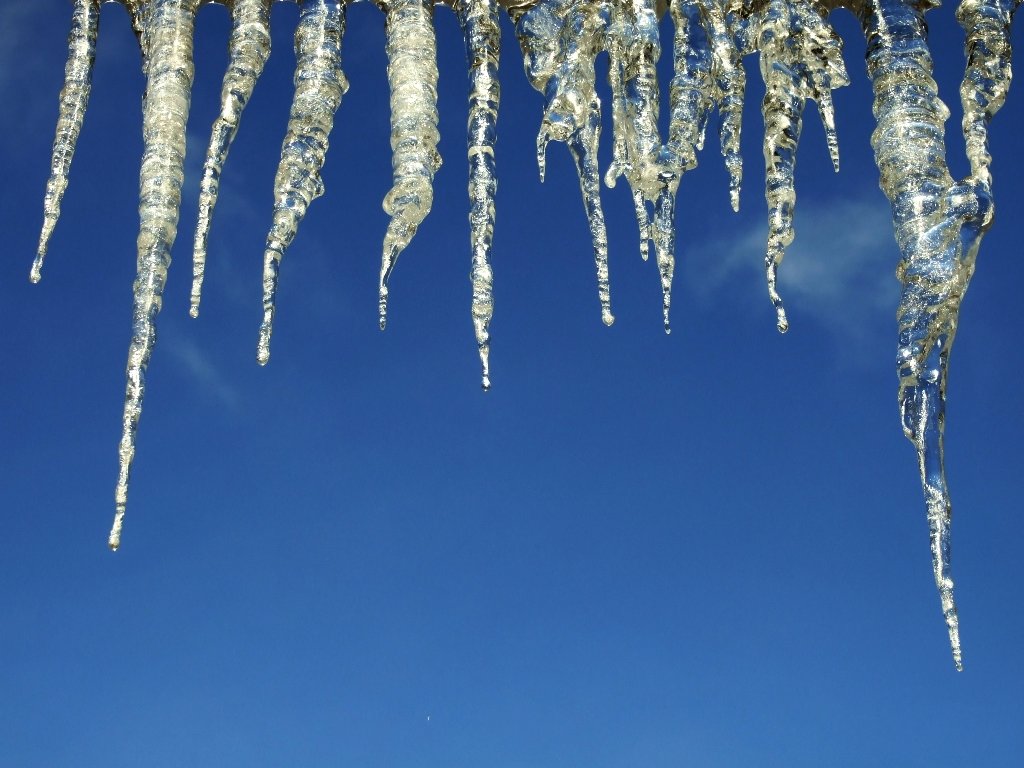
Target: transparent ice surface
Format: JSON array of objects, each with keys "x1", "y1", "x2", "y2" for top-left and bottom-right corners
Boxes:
[
  {"x1": 192, "y1": 0, "x2": 272, "y2": 317},
  {"x1": 257, "y1": 0, "x2": 348, "y2": 366},
  {"x1": 111, "y1": 0, "x2": 200, "y2": 551},
  {"x1": 33, "y1": 0, "x2": 100, "y2": 283},
  {"x1": 456, "y1": 0, "x2": 502, "y2": 390},
  {"x1": 378, "y1": 0, "x2": 443, "y2": 330}
]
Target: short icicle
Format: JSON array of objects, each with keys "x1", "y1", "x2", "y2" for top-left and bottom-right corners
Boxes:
[
  {"x1": 33, "y1": 0, "x2": 100, "y2": 283},
  {"x1": 110, "y1": 0, "x2": 200, "y2": 551},
  {"x1": 957, "y1": 0, "x2": 1020, "y2": 187},
  {"x1": 513, "y1": 0, "x2": 615, "y2": 326},
  {"x1": 191, "y1": 0, "x2": 272, "y2": 317},
  {"x1": 756, "y1": 0, "x2": 849, "y2": 333},
  {"x1": 456, "y1": 0, "x2": 501, "y2": 391},
  {"x1": 862, "y1": 0, "x2": 997, "y2": 670},
  {"x1": 257, "y1": 0, "x2": 348, "y2": 366},
  {"x1": 377, "y1": 0, "x2": 443, "y2": 331}
]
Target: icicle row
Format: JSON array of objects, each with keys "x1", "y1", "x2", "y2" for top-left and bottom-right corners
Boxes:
[
  {"x1": 191, "y1": 0, "x2": 272, "y2": 317},
  {"x1": 257, "y1": 0, "x2": 348, "y2": 366},
  {"x1": 756, "y1": 0, "x2": 849, "y2": 333},
  {"x1": 33, "y1": 0, "x2": 100, "y2": 283},
  {"x1": 863, "y1": 0, "x2": 1001, "y2": 670},
  {"x1": 111, "y1": 0, "x2": 200, "y2": 551},
  {"x1": 514, "y1": 0, "x2": 615, "y2": 326},
  {"x1": 377, "y1": 0, "x2": 443, "y2": 330},
  {"x1": 457, "y1": 0, "x2": 502, "y2": 391}
]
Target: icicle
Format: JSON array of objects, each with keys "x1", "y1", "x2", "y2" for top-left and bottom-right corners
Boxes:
[
  {"x1": 863, "y1": 0, "x2": 998, "y2": 670},
  {"x1": 191, "y1": 0, "x2": 272, "y2": 318},
  {"x1": 756, "y1": 0, "x2": 849, "y2": 333},
  {"x1": 32, "y1": 0, "x2": 100, "y2": 283},
  {"x1": 513, "y1": 0, "x2": 615, "y2": 326},
  {"x1": 377, "y1": 0, "x2": 443, "y2": 331},
  {"x1": 605, "y1": 0, "x2": 678, "y2": 332},
  {"x1": 957, "y1": 0, "x2": 1020, "y2": 187},
  {"x1": 257, "y1": 0, "x2": 348, "y2": 366},
  {"x1": 706, "y1": 0, "x2": 746, "y2": 212},
  {"x1": 110, "y1": 0, "x2": 200, "y2": 551},
  {"x1": 456, "y1": 0, "x2": 501, "y2": 391},
  {"x1": 667, "y1": 0, "x2": 715, "y2": 176}
]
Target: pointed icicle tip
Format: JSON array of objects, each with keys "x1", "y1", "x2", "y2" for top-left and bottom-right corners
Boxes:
[{"x1": 35, "y1": 0, "x2": 100, "y2": 281}]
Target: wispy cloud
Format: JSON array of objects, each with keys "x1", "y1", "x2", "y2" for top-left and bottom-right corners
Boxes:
[
  {"x1": 163, "y1": 334, "x2": 241, "y2": 411},
  {"x1": 691, "y1": 194, "x2": 902, "y2": 345}
]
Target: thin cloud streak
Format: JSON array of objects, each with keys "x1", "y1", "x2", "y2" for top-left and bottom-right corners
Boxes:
[{"x1": 692, "y1": 195, "x2": 901, "y2": 343}]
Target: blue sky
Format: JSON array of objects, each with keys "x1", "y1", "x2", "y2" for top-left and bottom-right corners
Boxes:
[{"x1": 2, "y1": 1, "x2": 1023, "y2": 765}]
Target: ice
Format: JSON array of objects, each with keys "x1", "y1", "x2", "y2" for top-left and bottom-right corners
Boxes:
[
  {"x1": 705, "y1": 0, "x2": 746, "y2": 212},
  {"x1": 377, "y1": 0, "x2": 443, "y2": 331},
  {"x1": 110, "y1": 0, "x2": 200, "y2": 551},
  {"x1": 605, "y1": 0, "x2": 677, "y2": 332},
  {"x1": 957, "y1": 0, "x2": 1021, "y2": 186},
  {"x1": 755, "y1": 0, "x2": 848, "y2": 332},
  {"x1": 191, "y1": 0, "x2": 272, "y2": 317},
  {"x1": 26, "y1": 0, "x2": 1019, "y2": 667},
  {"x1": 32, "y1": 0, "x2": 100, "y2": 283},
  {"x1": 257, "y1": 0, "x2": 348, "y2": 366},
  {"x1": 512, "y1": 0, "x2": 615, "y2": 326},
  {"x1": 456, "y1": 0, "x2": 502, "y2": 391},
  {"x1": 863, "y1": 0, "x2": 1004, "y2": 670}
]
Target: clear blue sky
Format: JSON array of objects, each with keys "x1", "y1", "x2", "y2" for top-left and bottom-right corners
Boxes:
[{"x1": 2, "y1": 1, "x2": 1023, "y2": 765}]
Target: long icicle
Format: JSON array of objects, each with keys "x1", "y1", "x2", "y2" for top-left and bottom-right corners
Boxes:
[
  {"x1": 32, "y1": 0, "x2": 100, "y2": 283},
  {"x1": 863, "y1": 0, "x2": 997, "y2": 670},
  {"x1": 110, "y1": 0, "x2": 200, "y2": 551},
  {"x1": 191, "y1": 0, "x2": 272, "y2": 317},
  {"x1": 257, "y1": 0, "x2": 348, "y2": 366},
  {"x1": 513, "y1": 0, "x2": 615, "y2": 326},
  {"x1": 457, "y1": 0, "x2": 501, "y2": 391},
  {"x1": 377, "y1": 0, "x2": 443, "y2": 330}
]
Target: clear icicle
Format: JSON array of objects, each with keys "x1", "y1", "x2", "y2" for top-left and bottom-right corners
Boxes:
[
  {"x1": 377, "y1": 0, "x2": 442, "y2": 331},
  {"x1": 191, "y1": 0, "x2": 272, "y2": 317},
  {"x1": 706, "y1": 0, "x2": 746, "y2": 212},
  {"x1": 756, "y1": 0, "x2": 849, "y2": 332},
  {"x1": 667, "y1": 0, "x2": 715, "y2": 176},
  {"x1": 957, "y1": 0, "x2": 1020, "y2": 187},
  {"x1": 110, "y1": 0, "x2": 199, "y2": 551},
  {"x1": 513, "y1": 0, "x2": 615, "y2": 326},
  {"x1": 863, "y1": 0, "x2": 998, "y2": 670},
  {"x1": 257, "y1": 0, "x2": 348, "y2": 366},
  {"x1": 456, "y1": 0, "x2": 501, "y2": 391},
  {"x1": 605, "y1": 0, "x2": 678, "y2": 332},
  {"x1": 33, "y1": 0, "x2": 100, "y2": 283}
]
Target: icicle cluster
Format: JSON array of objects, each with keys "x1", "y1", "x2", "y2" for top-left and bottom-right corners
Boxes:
[{"x1": 31, "y1": 0, "x2": 1020, "y2": 671}]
